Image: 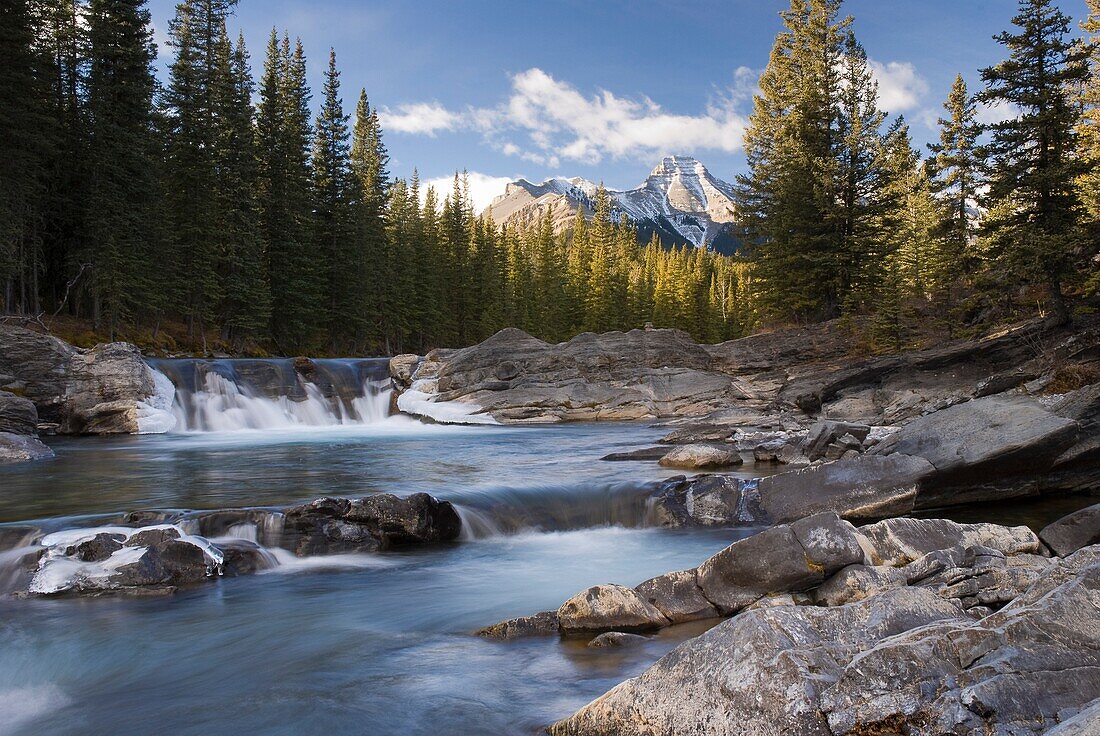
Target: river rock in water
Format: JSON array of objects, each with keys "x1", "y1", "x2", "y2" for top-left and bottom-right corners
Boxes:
[
  {"x1": 557, "y1": 584, "x2": 670, "y2": 635},
  {"x1": 0, "y1": 431, "x2": 54, "y2": 464},
  {"x1": 1040, "y1": 502, "x2": 1100, "y2": 557},
  {"x1": 658, "y1": 444, "x2": 742, "y2": 469},
  {"x1": 281, "y1": 493, "x2": 462, "y2": 555}
]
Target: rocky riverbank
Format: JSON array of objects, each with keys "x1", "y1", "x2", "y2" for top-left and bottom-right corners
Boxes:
[{"x1": 473, "y1": 506, "x2": 1100, "y2": 735}]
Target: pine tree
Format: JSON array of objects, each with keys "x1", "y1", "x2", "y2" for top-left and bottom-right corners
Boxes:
[
  {"x1": 585, "y1": 187, "x2": 615, "y2": 332},
  {"x1": 1078, "y1": 0, "x2": 1100, "y2": 292},
  {"x1": 0, "y1": 0, "x2": 57, "y2": 314},
  {"x1": 215, "y1": 31, "x2": 270, "y2": 345},
  {"x1": 736, "y1": 0, "x2": 850, "y2": 323},
  {"x1": 257, "y1": 33, "x2": 321, "y2": 352},
  {"x1": 163, "y1": 0, "x2": 238, "y2": 340},
  {"x1": 979, "y1": 0, "x2": 1091, "y2": 323},
  {"x1": 350, "y1": 89, "x2": 392, "y2": 351},
  {"x1": 84, "y1": 0, "x2": 160, "y2": 337},
  {"x1": 312, "y1": 49, "x2": 357, "y2": 351},
  {"x1": 928, "y1": 75, "x2": 985, "y2": 280}
]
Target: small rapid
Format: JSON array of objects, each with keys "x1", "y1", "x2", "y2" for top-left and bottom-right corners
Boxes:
[{"x1": 147, "y1": 357, "x2": 393, "y2": 432}]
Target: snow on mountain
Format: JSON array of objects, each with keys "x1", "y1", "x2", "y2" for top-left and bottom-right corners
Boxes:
[{"x1": 484, "y1": 156, "x2": 740, "y2": 252}]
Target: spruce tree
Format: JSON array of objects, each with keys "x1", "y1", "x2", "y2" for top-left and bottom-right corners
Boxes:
[
  {"x1": 215, "y1": 31, "x2": 270, "y2": 345},
  {"x1": 350, "y1": 89, "x2": 392, "y2": 351},
  {"x1": 1079, "y1": 0, "x2": 1100, "y2": 291},
  {"x1": 979, "y1": 0, "x2": 1091, "y2": 323},
  {"x1": 84, "y1": 0, "x2": 160, "y2": 338},
  {"x1": 312, "y1": 49, "x2": 355, "y2": 351},
  {"x1": 736, "y1": 0, "x2": 850, "y2": 323}
]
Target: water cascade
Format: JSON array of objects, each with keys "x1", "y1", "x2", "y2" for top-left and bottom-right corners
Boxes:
[{"x1": 147, "y1": 357, "x2": 393, "y2": 432}]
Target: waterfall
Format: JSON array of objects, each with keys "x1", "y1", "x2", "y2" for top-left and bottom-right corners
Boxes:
[{"x1": 146, "y1": 357, "x2": 393, "y2": 432}]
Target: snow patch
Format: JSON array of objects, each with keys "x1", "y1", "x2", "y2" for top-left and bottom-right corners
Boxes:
[
  {"x1": 396, "y1": 382, "x2": 499, "y2": 425},
  {"x1": 137, "y1": 367, "x2": 178, "y2": 434}
]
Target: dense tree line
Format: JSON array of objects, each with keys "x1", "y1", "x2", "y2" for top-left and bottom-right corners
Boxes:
[
  {"x1": 2, "y1": 0, "x2": 1098, "y2": 356},
  {"x1": 0, "y1": 0, "x2": 747, "y2": 353},
  {"x1": 737, "y1": 0, "x2": 1100, "y2": 348}
]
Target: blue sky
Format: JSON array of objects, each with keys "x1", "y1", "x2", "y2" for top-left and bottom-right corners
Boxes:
[{"x1": 147, "y1": 0, "x2": 1088, "y2": 208}]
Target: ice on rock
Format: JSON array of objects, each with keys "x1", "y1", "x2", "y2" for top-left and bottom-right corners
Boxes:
[
  {"x1": 396, "y1": 380, "x2": 499, "y2": 425},
  {"x1": 136, "y1": 367, "x2": 178, "y2": 434}
]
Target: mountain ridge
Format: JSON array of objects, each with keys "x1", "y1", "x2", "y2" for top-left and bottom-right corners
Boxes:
[{"x1": 483, "y1": 156, "x2": 742, "y2": 254}]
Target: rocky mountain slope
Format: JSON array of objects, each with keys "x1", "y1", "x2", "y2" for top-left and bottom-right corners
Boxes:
[{"x1": 484, "y1": 156, "x2": 742, "y2": 253}]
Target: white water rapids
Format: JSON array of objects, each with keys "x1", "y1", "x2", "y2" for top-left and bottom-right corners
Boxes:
[{"x1": 147, "y1": 358, "x2": 394, "y2": 432}]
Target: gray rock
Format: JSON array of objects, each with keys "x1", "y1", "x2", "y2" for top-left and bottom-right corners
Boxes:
[
  {"x1": 658, "y1": 444, "x2": 742, "y2": 469},
  {"x1": 599, "y1": 446, "x2": 668, "y2": 462},
  {"x1": 548, "y1": 588, "x2": 964, "y2": 736},
  {"x1": 755, "y1": 454, "x2": 934, "y2": 524},
  {"x1": 281, "y1": 493, "x2": 461, "y2": 555},
  {"x1": 1040, "y1": 502, "x2": 1100, "y2": 557},
  {"x1": 399, "y1": 327, "x2": 747, "y2": 424},
  {"x1": 557, "y1": 584, "x2": 669, "y2": 635},
  {"x1": 219, "y1": 539, "x2": 279, "y2": 576},
  {"x1": 551, "y1": 551, "x2": 1100, "y2": 736},
  {"x1": 696, "y1": 513, "x2": 863, "y2": 614},
  {"x1": 0, "y1": 391, "x2": 38, "y2": 435},
  {"x1": 388, "y1": 354, "x2": 420, "y2": 389},
  {"x1": 1045, "y1": 698, "x2": 1100, "y2": 735},
  {"x1": 869, "y1": 395, "x2": 1080, "y2": 494},
  {"x1": 125, "y1": 527, "x2": 182, "y2": 547},
  {"x1": 859, "y1": 517, "x2": 1043, "y2": 566},
  {"x1": 587, "y1": 632, "x2": 649, "y2": 648},
  {"x1": 0, "y1": 325, "x2": 167, "y2": 435},
  {"x1": 802, "y1": 420, "x2": 871, "y2": 461},
  {"x1": 476, "y1": 611, "x2": 560, "y2": 640},
  {"x1": 67, "y1": 533, "x2": 125, "y2": 562},
  {"x1": 109, "y1": 539, "x2": 211, "y2": 588},
  {"x1": 814, "y1": 564, "x2": 909, "y2": 606},
  {"x1": 634, "y1": 569, "x2": 720, "y2": 624},
  {"x1": 647, "y1": 475, "x2": 753, "y2": 528},
  {"x1": 0, "y1": 431, "x2": 54, "y2": 464}
]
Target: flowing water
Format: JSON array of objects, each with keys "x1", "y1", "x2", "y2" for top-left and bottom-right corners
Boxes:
[
  {"x1": 0, "y1": 359, "x2": 1091, "y2": 735},
  {"x1": 0, "y1": 359, "x2": 773, "y2": 735}
]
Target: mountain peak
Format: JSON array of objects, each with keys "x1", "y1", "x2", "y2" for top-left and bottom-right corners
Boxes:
[{"x1": 484, "y1": 156, "x2": 740, "y2": 252}]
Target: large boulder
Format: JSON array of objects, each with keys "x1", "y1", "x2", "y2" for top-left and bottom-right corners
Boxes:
[
  {"x1": 1041, "y1": 503, "x2": 1100, "y2": 557},
  {"x1": 0, "y1": 325, "x2": 174, "y2": 434},
  {"x1": 548, "y1": 587, "x2": 964, "y2": 736},
  {"x1": 0, "y1": 391, "x2": 38, "y2": 435},
  {"x1": 556, "y1": 584, "x2": 669, "y2": 634},
  {"x1": 695, "y1": 513, "x2": 864, "y2": 614},
  {"x1": 869, "y1": 395, "x2": 1080, "y2": 502},
  {"x1": 858, "y1": 516, "x2": 1042, "y2": 566},
  {"x1": 549, "y1": 548, "x2": 1100, "y2": 736},
  {"x1": 755, "y1": 454, "x2": 934, "y2": 523},
  {"x1": 634, "y1": 569, "x2": 720, "y2": 624},
  {"x1": 658, "y1": 444, "x2": 742, "y2": 469},
  {"x1": 396, "y1": 328, "x2": 748, "y2": 424},
  {"x1": 281, "y1": 493, "x2": 462, "y2": 555}
]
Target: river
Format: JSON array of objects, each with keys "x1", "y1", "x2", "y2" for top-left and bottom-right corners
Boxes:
[{"x1": 0, "y1": 359, "x2": 1088, "y2": 735}]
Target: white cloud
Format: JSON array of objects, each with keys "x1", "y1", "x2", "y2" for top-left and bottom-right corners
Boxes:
[
  {"x1": 381, "y1": 67, "x2": 749, "y2": 165},
  {"x1": 378, "y1": 102, "x2": 466, "y2": 136},
  {"x1": 421, "y1": 171, "x2": 517, "y2": 213},
  {"x1": 975, "y1": 99, "x2": 1020, "y2": 126},
  {"x1": 870, "y1": 60, "x2": 930, "y2": 113}
]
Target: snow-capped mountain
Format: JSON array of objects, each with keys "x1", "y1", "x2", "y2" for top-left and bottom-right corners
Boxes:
[{"x1": 484, "y1": 156, "x2": 741, "y2": 253}]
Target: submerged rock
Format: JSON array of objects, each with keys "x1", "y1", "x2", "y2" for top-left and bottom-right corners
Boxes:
[
  {"x1": 0, "y1": 431, "x2": 54, "y2": 464},
  {"x1": 477, "y1": 611, "x2": 561, "y2": 640},
  {"x1": 587, "y1": 632, "x2": 648, "y2": 648}
]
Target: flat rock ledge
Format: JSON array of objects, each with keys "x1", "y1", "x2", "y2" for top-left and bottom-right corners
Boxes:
[
  {"x1": 533, "y1": 512, "x2": 1099, "y2": 735},
  {"x1": 3, "y1": 493, "x2": 461, "y2": 598}
]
